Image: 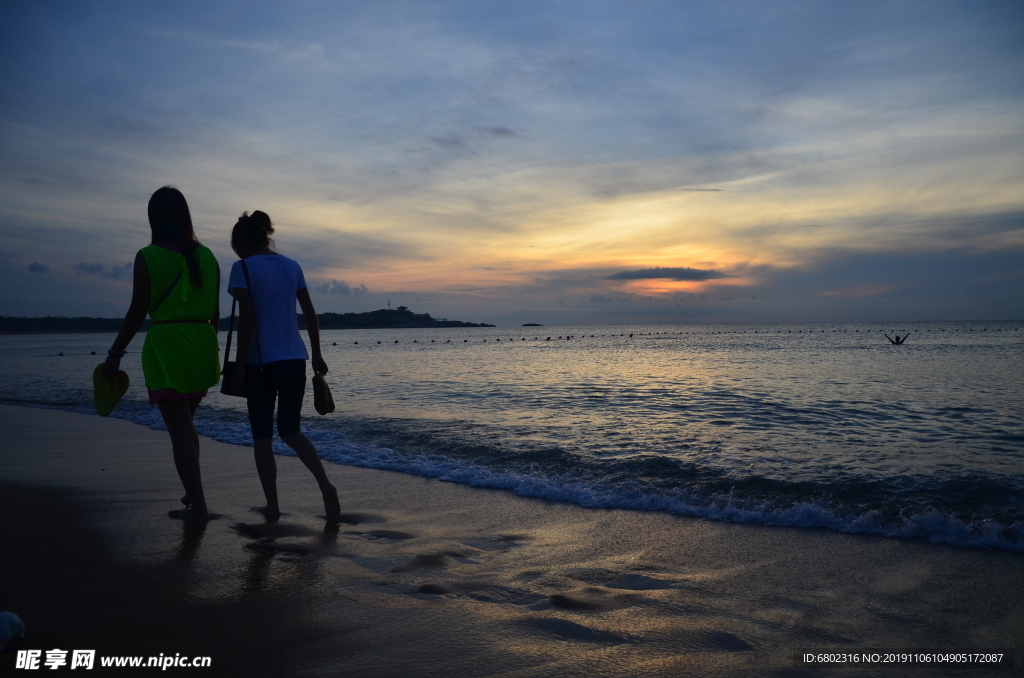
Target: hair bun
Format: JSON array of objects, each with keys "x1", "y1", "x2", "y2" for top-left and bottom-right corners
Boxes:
[
  {"x1": 250, "y1": 210, "x2": 274, "y2": 235},
  {"x1": 231, "y1": 210, "x2": 276, "y2": 254}
]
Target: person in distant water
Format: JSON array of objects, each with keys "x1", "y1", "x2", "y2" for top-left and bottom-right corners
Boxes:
[
  {"x1": 104, "y1": 186, "x2": 221, "y2": 521},
  {"x1": 885, "y1": 332, "x2": 909, "y2": 345},
  {"x1": 227, "y1": 211, "x2": 340, "y2": 522}
]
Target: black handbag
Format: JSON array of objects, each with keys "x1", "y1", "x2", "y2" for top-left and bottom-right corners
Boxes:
[{"x1": 220, "y1": 260, "x2": 263, "y2": 397}]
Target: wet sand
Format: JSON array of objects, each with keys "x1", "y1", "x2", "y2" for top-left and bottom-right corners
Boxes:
[{"x1": 1, "y1": 404, "x2": 1021, "y2": 676}]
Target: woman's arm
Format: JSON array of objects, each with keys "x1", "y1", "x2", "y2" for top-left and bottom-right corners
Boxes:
[
  {"x1": 229, "y1": 286, "x2": 255, "y2": 395},
  {"x1": 297, "y1": 287, "x2": 328, "y2": 375},
  {"x1": 103, "y1": 251, "x2": 150, "y2": 380}
]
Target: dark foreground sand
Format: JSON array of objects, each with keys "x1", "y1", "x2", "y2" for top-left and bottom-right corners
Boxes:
[{"x1": 1, "y1": 405, "x2": 1021, "y2": 677}]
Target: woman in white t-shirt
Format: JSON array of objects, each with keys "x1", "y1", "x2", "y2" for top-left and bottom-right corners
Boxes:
[{"x1": 227, "y1": 211, "x2": 340, "y2": 522}]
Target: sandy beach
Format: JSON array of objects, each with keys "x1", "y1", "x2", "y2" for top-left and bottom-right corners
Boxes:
[{"x1": 1, "y1": 404, "x2": 1021, "y2": 676}]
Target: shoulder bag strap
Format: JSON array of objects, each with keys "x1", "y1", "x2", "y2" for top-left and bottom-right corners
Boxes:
[
  {"x1": 151, "y1": 270, "x2": 183, "y2": 314},
  {"x1": 239, "y1": 259, "x2": 264, "y2": 366},
  {"x1": 221, "y1": 296, "x2": 237, "y2": 374}
]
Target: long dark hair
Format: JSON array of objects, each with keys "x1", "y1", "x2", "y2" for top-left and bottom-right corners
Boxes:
[
  {"x1": 148, "y1": 186, "x2": 202, "y2": 287},
  {"x1": 231, "y1": 210, "x2": 275, "y2": 255}
]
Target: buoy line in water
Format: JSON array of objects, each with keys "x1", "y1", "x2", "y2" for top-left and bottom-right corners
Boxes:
[{"x1": 28, "y1": 325, "x2": 1018, "y2": 356}]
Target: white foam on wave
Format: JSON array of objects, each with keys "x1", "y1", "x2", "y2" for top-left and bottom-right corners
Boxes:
[
  {"x1": 66, "y1": 402, "x2": 1024, "y2": 554},
  {"x1": 303, "y1": 422, "x2": 1024, "y2": 553}
]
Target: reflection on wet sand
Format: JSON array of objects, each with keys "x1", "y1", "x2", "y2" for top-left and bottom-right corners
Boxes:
[
  {"x1": 4, "y1": 406, "x2": 1022, "y2": 677},
  {"x1": 175, "y1": 520, "x2": 207, "y2": 563}
]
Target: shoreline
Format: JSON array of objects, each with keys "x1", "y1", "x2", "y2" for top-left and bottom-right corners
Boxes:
[
  {"x1": 13, "y1": 395, "x2": 1023, "y2": 555},
  {"x1": 2, "y1": 404, "x2": 1022, "y2": 676}
]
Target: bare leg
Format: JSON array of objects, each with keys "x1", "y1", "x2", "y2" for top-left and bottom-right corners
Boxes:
[
  {"x1": 253, "y1": 438, "x2": 280, "y2": 520},
  {"x1": 191, "y1": 396, "x2": 201, "y2": 458},
  {"x1": 281, "y1": 432, "x2": 340, "y2": 521},
  {"x1": 158, "y1": 399, "x2": 208, "y2": 520},
  {"x1": 182, "y1": 397, "x2": 201, "y2": 507}
]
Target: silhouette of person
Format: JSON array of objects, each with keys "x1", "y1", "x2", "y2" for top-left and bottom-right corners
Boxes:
[
  {"x1": 227, "y1": 210, "x2": 340, "y2": 523},
  {"x1": 104, "y1": 187, "x2": 221, "y2": 521},
  {"x1": 885, "y1": 333, "x2": 909, "y2": 345}
]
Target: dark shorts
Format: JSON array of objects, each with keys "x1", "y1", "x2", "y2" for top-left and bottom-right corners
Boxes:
[{"x1": 246, "y1": 359, "x2": 306, "y2": 440}]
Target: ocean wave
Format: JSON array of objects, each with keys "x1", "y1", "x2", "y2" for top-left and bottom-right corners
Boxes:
[
  {"x1": 5, "y1": 397, "x2": 1022, "y2": 553},
  {"x1": 304, "y1": 449, "x2": 1024, "y2": 553},
  {"x1": 122, "y1": 401, "x2": 1024, "y2": 553}
]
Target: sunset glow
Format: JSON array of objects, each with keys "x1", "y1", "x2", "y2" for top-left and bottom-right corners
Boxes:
[{"x1": 1, "y1": 1, "x2": 1021, "y2": 324}]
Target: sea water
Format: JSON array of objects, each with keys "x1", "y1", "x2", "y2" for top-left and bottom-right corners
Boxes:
[{"x1": 2, "y1": 321, "x2": 1022, "y2": 551}]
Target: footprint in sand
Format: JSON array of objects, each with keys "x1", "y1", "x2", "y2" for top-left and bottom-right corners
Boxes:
[
  {"x1": 459, "y1": 534, "x2": 530, "y2": 552},
  {"x1": 563, "y1": 568, "x2": 679, "y2": 591},
  {"x1": 231, "y1": 522, "x2": 340, "y2": 557},
  {"x1": 605, "y1": 573, "x2": 678, "y2": 591},
  {"x1": 549, "y1": 586, "x2": 644, "y2": 611},
  {"x1": 673, "y1": 629, "x2": 754, "y2": 652},
  {"x1": 442, "y1": 550, "x2": 480, "y2": 564},
  {"x1": 391, "y1": 554, "x2": 448, "y2": 572},
  {"x1": 333, "y1": 512, "x2": 387, "y2": 526},
  {"x1": 465, "y1": 586, "x2": 548, "y2": 607},
  {"x1": 549, "y1": 594, "x2": 603, "y2": 610},
  {"x1": 521, "y1": 618, "x2": 627, "y2": 644},
  {"x1": 344, "y1": 529, "x2": 415, "y2": 542},
  {"x1": 350, "y1": 555, "x2": 404, "y2": 574},
  {"x1": 514, "y1": 570, "x2": 546, "y2": 582},
  {"x1": 399, "y1": 582, "x2": 546, "y2": 606}
]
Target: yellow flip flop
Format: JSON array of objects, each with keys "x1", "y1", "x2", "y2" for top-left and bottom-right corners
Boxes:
[
  {"x1": 93, "y1": 364, "x2": 129, "y2": 416},
  {"x1": 312, "y1": 373, "x2": 335, "y2": 415}
]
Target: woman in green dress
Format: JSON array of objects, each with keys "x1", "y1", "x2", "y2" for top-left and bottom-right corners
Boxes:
[{"x1": 103, "y1": 187, "x2": 221, "y2": 521}]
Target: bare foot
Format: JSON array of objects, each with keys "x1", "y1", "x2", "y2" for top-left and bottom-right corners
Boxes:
[{"x1": 322, "y1": 485, "x2": 341, "y2": 522}]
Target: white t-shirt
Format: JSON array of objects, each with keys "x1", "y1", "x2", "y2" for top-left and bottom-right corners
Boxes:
[{"x1": 228, "y1": 254, "x2": 309, "y2": 365}]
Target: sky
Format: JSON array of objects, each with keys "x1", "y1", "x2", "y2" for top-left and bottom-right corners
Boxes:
[{"x1": 1, "y1": 0, "x2": 1022, "y2": 325}]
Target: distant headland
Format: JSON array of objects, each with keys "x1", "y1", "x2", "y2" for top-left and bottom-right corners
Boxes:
[
  {"x1": 301, "y1": 306, "x2": 494, "y2": 330},
  {"x1": 0, "y1": 306, "x2": 493, "y2": 334}
]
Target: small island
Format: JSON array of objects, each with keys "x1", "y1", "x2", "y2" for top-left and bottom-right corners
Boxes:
[
  {"x1": 301, "y1": 306, "x2": 494, "y2": 330},
  {"x1": 0, "y1": 306, "x2": 493, "y2": 334}
]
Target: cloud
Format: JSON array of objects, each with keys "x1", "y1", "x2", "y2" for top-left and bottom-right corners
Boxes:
[
  {"x1": 73, "y1": 262, "x2": 133, "y2": 280},
  {"x1": 27, "y1": 262, "x2": 49, "y2": 274},
  {"x1": 1, "y1": 1, "x2": 1022, "y2": 324},
  {"x1": 605, "y1": 267, "x2": 728, "y2": 282},
  {"x1": 429, "y1": 134, "x2": 468, "y2": 150},
  {"x1": 316, "y1": 279, "x2": 369, "y2": 296},
  {"x1": 479, "y1": 126, "x2": 518, "y2": 137}
]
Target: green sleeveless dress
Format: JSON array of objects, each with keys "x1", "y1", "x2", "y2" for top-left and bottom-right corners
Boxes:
[{"x1": 140, "y1": 244, "x2": 221, "y2": 395}]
